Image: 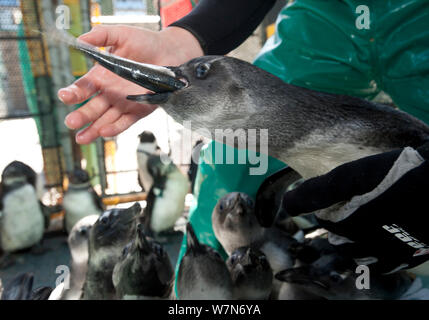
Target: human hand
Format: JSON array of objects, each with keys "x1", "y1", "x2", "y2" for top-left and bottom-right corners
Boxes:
[{"x1": 58, "y1": 25, "x2": 203, "y2": 144}]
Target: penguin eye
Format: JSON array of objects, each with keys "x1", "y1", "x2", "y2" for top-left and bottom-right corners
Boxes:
[
  {"x1": 195, "y1": 63, "x2": 210, "y2": 79},
  {"x1": 246, "y1": 198, "x2": 254, "y2": 208},
  {"x1": 329, "y1": 271, "x2": 345, "y2": 284},
  {"x1": 219, "y1": 202, "x2": 225, "y2": 212},
  {"x1": 78, "y1": 227, "x2": 87, "y2": 236}
]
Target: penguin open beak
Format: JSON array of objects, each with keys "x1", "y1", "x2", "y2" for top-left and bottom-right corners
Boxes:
[{"x1": 73, "y1": 42, "x2": 186, "y2": 103}]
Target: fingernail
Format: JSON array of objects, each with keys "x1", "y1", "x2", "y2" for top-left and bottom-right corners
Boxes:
[
  {"x1": 58, "y1": 88, "x2": 74, "y2": 103},
  {"x1": 64, "y1": 114, "x2": 77, "y2": 129},
  {"x1": 76, "y1": 131, "x2": 86, "y2": 143}
]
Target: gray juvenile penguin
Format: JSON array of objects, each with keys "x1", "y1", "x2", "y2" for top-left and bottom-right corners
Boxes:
[
  {"x1": 276, "y1": 250, "x2": 414, "y2": 300},
  {"x1": 212, "y1": 192, "x2": 297, "y2": 274},
  {"x1": 226, "y1": 246, "x2": 273, "y2": 300},
  {"x1": 62, "y1": 214, "x2": 99, "y2": 300},
  {"x1": 51, "y1": 32, "x2": 429, "y2": 178},
  {"x1": 63, "y1": 168, "x2": 104, "y2": 234},
  {"x1": 177, "y1": 223, "x2": 233, "y2": 300},
  {"x1": 112, "y1": 224, "x2": 173, "y2": 299},
  {"x1": 83, "y1": 203, "x2": 141, "y2": 300}
]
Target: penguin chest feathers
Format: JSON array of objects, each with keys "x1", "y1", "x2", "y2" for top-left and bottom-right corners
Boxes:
[
  {"x1": 63, "y1": 190, "x2": 102, "y2": 233},
  {"x1": 0, "y1": 184, "x2": 44, "y2": 251},
  {"x1": 150, "y1": 170, "x2": 189, "y2": 233},
  {"x1": 284, "y1": 138, "x2": 384, "y2": 179}
]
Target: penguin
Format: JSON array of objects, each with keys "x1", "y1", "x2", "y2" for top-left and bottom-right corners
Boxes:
[
  {"x1": 143, "y1": 150, "x2": 190, "y2": 236},
  {"x1": 226, "y1": 246, "x2": 273, "y2": 300},
  {"x1": 136, "y1": 131, "x2": 158, "y2": 192},
  {"x1": 212, "y1": 192, "x2": 297, "y2": 274},
  {"x1": 0, "y1": 161, "x2": 46, "y2": 265},
  {"x1": 61, "y1": 214, "x2": 99, "y2": 300},
  {"x1": 112, "y1": 224, "x2": 174, "y2": 299},
  {"x1": 276, "y1": 247, "x2": 414, "y2": 300},
  {"x1": 63, "y1": 168, "x2": 104, "y2": 234},
  {"x1": 54, "y1": 33, "x2": 429, "y2": 177},
  {"x1": 177, "y1": 223, "x2": 233, "y2": 300},
  {"x1": 83, "y1": 203, "x2": 141, "y2": 300}
]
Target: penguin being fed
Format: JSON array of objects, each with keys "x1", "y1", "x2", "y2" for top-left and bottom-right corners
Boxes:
[
  {"x1": 142, "y1": 149, "x2": 190, "y2": 236},
  {"x1": 83, "y1": 203, "x2": 141, "y2": 300},
  {"x1": 0, "y1": 161, "x2": 47, "y2": 265},
  {"x1": 177, "y1": 223, "x2": 233, "y2": 300},
  {"x1": 53, "y1": 33, "x2": 429, "y2": 177},
  {"x1": 63, "y1": 168, "x2": 104, "y2": 234},
  {"x1": 226, "y1": 247, "x2": 273, "y2": 300},
  {"x1": 112, "y1": 224, "x2": 174, "y2": 299},
  {"x1": 62, "y1": 214, "x2": 99, "y2": 300}
]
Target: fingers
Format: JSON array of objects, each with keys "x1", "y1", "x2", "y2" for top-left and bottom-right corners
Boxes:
[
  {"x1": 58, "y1": 65, "x2": 102, "y2": 105},
  {"x1": 64, "y1": 92, "x2": 111, "y2": 131},
  {"x1": 99, "y1": 104, "x2": 157, "y2": 138}
]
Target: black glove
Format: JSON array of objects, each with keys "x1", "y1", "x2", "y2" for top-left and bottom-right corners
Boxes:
[{"x1": 282, "y1": 142, "x2": 429, "y2": 274}]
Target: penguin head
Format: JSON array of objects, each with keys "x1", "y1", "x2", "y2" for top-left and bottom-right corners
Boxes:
[
  {"x1": 68, "y1": 214, "x2": 99, "y2": 263},
  {"x1": 126, "y1": 56, "x2": 277, "y2": 135},
  {"x1": 138, "y1": 131, "x2": 157, "y2": 144},
  {"x1": 1, "y1": 161, "x2": 36, "y2": 188},
  {"x1": 90, "y1": 202, "x2": 141, "y2": 251},
  {"x1": 212, "y1": 192, "x2": 260, "y2": 235},
  {"x1": 227, "y1": 246, "x2": 273, "y2": 299},
  {"x1": 68, "y1": 168, "x2": 90, "y2": 185}
]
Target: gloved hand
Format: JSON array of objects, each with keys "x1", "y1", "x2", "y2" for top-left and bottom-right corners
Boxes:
[{"x1": 280, "y1": 142, "x2": 429, "y2": 274}]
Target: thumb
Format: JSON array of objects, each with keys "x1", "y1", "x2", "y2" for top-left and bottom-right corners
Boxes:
[{"x1": 78, "y1": 25, "x2": 123, "y2": 48}]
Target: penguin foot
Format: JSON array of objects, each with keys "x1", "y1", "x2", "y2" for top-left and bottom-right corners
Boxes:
[{"x1": 0, "y1": 253, "x2": 16, "y2": 269}]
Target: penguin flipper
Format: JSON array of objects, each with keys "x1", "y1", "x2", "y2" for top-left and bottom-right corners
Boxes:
[
  {"x1": 90, "y1": 188, "x2": 105, "y2": 211},
  {"x1": 255, "y1": 166, "x2": 302, "y2": 228}
]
